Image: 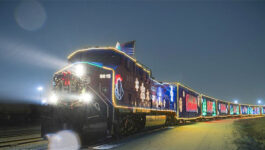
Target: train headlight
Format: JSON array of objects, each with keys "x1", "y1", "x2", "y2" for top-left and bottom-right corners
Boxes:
[
  {"x1": 79, "y1": 92, "x2": 93, "y2": 103},
  {"x1": 75, "y1": 64, "x2": 85, "y2": 77},
  {"x1": 49, "y1": 93, "x2": 58, "y2": 105}
]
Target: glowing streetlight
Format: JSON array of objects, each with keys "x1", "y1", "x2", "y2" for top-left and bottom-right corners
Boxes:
[
  {"x1": 37, "y1": 86, "x2": 43, "y2": 100},
  {"x1": 234, "y1": 100, "x2": 238, "y2": 104},
  {"x1": 258, "y1": 100, "x2": 262, "y2": 105},
  {"x1": 41, "y1": 98, "x2": 47, "y2": 105},
  {"x1": 37, "y1": 86, "x2": 43, "y2": 91}
]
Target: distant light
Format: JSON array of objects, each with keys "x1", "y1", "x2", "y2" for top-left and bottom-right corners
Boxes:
[
  {"x1": 234, "y1": 100, "x2": 238, "y2": 104},
  {"x1": 80, "y1": 92, "x2": 93, "y2": 103},
  {"x1": 41, "y1": 99, "x2": 47, "y2": 105},
  {"x1": 258, "y1": 100, "x2": 262, "y2": 104},
  {"x1": 49, "y1": 93, "x2": 58, "y2": 105},
  {"x1": 75, "y1": 64, "x2": 85, "y2": 77},
  {"x1": 37, "y1": 86, "x2": 43, "y2": 91}
]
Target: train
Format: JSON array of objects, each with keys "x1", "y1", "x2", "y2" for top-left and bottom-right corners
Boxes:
[{"x1": 41, "y1": 44, "x2": 265, "y2": 144}]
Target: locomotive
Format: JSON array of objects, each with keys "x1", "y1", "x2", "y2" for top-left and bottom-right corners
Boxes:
[{"x1": 41, "y1": 44, "x2": 265, "y2": 143}]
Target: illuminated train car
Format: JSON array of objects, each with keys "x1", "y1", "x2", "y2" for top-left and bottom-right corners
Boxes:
[
  {"x1": 248, "y1": 105, "x2": 261, "y2": 116},
  {"x1": 41, "y1": 47, "x2": 177, "y2": 142},
  {"x1": 252, "y1": 105, "x2": 261, "y2": 116},
  {"x1": 262, "y1": 106, "x2": 265, "y2": 115},
  {"x1": 229, "y1": 103, "x2": 240, "y2": 116},
  {"x1": 248, "y1": 106, "x2": 254, "y2": 115},
  {"x1": 240, "y1": 104, "x2": 249, "y2": 116},
  {"x1": 201, "y1": 95, "x2": 217, "y2": 119},
  {"x1": 217, "y1": 100, "x2": 229, "y2": 117},
  {"x1": 176, "y1": 83, "x2": 201, "y2": 121}
]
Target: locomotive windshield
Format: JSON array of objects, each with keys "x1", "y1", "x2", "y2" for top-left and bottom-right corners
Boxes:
[
  {"x1": 69, "y1": 50, "x2": 121, "y2": 66},
  {"x1": 52, "y1": 70, "x2": 87, "y2": 103}
]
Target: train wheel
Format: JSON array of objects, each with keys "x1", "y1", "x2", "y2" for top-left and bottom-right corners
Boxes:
[
  {"x1": 114, "y1": 115, "x2": 137, "y2": 137},
  {"x1": 121, "y1": 117, "x2": 136, "y2": 136}
]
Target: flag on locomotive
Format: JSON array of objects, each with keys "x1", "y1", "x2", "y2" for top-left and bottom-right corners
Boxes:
[{"x1": 116, "y1": 40, "x2": 135, "y2": 57}]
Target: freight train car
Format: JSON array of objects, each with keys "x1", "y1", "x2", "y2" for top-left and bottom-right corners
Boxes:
[
  {"x1": 248, "y1": 105, "x2": 261, "y2": 116},
  {"x1": 201, "y1": 95, "x2": 217, "y2": 119},
  {"x1": 229, "y1": 103, "x2": 240, "y2": 116},
  {"x1": 262, "y1": 106, "x2": 265, "y2": 115},
  {"x1": 217, "y1": 100, "x2": 229, "y2": 117},
  {"x1": 248, "y1": 106, "x2": 253, "y2": 115},
  {"x1": 176, "y1": 83, "x2": 201, "y2": 122},
  {"x1": 240, "y1": 104, "x2": 249, "y2": 116},
  {"x1": 253, "y1": 106, "x2": 261, "y2": 115}
]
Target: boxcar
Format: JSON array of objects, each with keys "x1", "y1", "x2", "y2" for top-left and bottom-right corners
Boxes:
[
  {"x1": 262, "y1": 106, "x2": 265, "y2": 115},
  {"x1": 201, "y1": 95, "x2": 217, "y2": 119},
  {"x1": 240, "y1": 104, "x2": 249, "y2": 116},
  {"x1": 176, "y1": 83, "x2": 201, "y2": 121},
  {"x1": 248, "y1": 105, "x2": 261, "y2": 116},
  {"x1": 217, "y1": 100, "x2": 229, "y2": 117},
  {"x1": 229, "y1": 103, "x2": 240, "y2": 116}
]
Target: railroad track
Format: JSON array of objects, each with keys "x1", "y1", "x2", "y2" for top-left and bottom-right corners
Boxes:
[
  {"x1": 0, "y1": 137, "x2": 45, "y2": 148},
  {"x1": 0, "y1": 127, "x2": 40, "y2": 137},
  {"x1": 0, "y1": 125, "x2": 48, "y2": 149}
]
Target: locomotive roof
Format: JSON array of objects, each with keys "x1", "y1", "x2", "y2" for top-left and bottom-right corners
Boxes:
[{"x1": 67, "y1": 47, "x2": 151, "y2": 75}]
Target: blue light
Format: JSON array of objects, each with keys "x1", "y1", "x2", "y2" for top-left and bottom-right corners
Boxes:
[
  {"x1": 157, "y1": 87, "x2": 162, "y2": 103},
  {"x1": 170, "y1": 85, "x2": 174, "y2": 102},
  {"x1": 74, "y1": 61, "x2": 103, "y2": 68}
]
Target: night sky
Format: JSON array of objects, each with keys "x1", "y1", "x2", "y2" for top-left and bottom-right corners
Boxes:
[{"x1": 0, "y1": 0, "x2": 264, "y2": 105}]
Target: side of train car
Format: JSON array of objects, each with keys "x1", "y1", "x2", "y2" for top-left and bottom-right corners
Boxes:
[{"x1": 42, "y1": 47, "x2": 265, "y2": 140}]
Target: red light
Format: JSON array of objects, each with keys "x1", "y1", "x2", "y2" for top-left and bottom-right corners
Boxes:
[
  {"x1": 220, "y1": 104, "x2": 226, "y2": 113},
  {"x1": 115, "y1": 74, "x2": 122, "y2": 84},
  {"x1": 186, "y1": 94, "x2": 198, "y2": 112},
  {"x1": 207, "y1": 101, "x2": 213, "y2": 113}
]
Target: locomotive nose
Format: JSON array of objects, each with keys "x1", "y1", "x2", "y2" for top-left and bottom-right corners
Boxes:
[{"x1": 47, "y1": 90, "x2": 94, "y2": 106}]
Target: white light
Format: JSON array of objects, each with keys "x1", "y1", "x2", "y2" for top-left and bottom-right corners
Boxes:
[
  {"x1": 80, "y1": 92, "x2": 93, "y2": 103},
  {"x1": 49, "y1": 93, "x2": 58, "y2": 105},
  {"x1": 75, "y1": 64, "x2": 85, "y2": 77},
  {"x1": 258, "y1": 100, "x2": 261, "y2": 104},
  {"x1": 41, "y1": 99, "x2": 47, "y2": 104},
  {"x1": 100, "y1": 74, "x2": 105, "y2": 79},
  {"x1": 106, "y1": 74, "x2": 111, "y2": 78},
  {"x1": 37, "y1": 86, "x2": 43, "y2": 91},
  {"x1": 170, "y1": 85, "x2": 174, "y2": 102},
  {"x1": 234, "y1": 100, "x2": 238, "y2": 104}
]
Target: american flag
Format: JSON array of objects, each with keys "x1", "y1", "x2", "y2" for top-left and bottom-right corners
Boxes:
[{"x1": 116, "y1": 40, "x2": 135, "y2": 57}]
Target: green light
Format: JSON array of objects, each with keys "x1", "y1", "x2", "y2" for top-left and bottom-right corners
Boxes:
[
  {"x1": 230, "y1": 105, "x2": 233, "y2": 115},
  {"x1": 236, "y1": 106, "x2": 239, "y2": 115},
  {"x1": 202, "y1": 98, "x2": 207, "y2": 116},
  {"x1": 212, "y1": 101, "x2": 216, "y2": 116}
]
